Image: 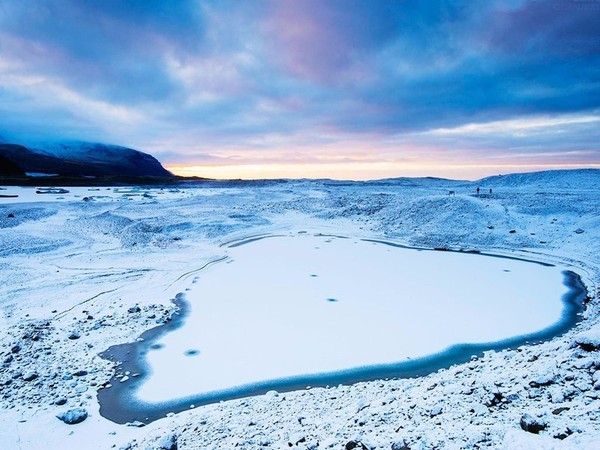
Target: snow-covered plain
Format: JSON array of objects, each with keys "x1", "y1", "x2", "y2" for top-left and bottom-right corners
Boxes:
[{"x1": 0, "y1": 170, "x2": 599, "y2": 449}]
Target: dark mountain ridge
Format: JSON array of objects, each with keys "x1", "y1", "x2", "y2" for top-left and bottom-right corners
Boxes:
[{"x1": 0, "y1": 141, "x2": 172, "y2": 178}]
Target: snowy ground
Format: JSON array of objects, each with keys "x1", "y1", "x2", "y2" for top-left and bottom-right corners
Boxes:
[{"x1": 0, "y1": 170, "x2": 599, "y2": 449}]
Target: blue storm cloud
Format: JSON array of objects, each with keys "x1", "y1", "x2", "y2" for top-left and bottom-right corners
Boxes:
[{"x1": 0, "y1": 0, "x2": 598, "y2": 168}]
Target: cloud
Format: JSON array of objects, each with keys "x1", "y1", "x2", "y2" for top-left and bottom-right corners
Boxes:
[{"x1": 0, "y1": 0, "x2": 598, "y2": 177}]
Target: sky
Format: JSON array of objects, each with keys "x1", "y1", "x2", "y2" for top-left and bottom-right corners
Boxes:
[{"x1": 0, "y1": 0, "x2": 599, "y2": 180}]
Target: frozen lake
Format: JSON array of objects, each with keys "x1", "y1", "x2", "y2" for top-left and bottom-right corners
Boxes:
[{"x1": 99, "y1": 234, "x2": 584, "y2": 423}]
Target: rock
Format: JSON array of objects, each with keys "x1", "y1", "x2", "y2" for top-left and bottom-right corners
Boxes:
[
  {"x1": 10, "y1": 344, "x2": 21, "y2": 353},
  {"x1": 56, "y1": 408, "x2": 88, "y2": 425},
  {"x1": 346, "y1": 441, "x2": 369, "y2": 450},
  {"x1": 22, "y1": 371, "x2": 38, "y2": 381},
  {"x1": 519, "y1": 414, "x2": 547, "y2": 434},
  {"x1": 73, "y1": 370, "x2": 88, "y2": 377},
  {"x1": 68, "y1": 331, "x2": 80, "y2": 340},
  {"x1": 592, "y1": 372, "x2": 600, "y2": 390},
  {"x1": 356, "y1": 398, "x2": 370, "y2": 413},
  {"x1": 156, "y1": 434, "x2": 178, "y2": 450},
  {"x1": 509, "y1": 229, "x2": 516, "y2": 233},
  {"x1": 126, "y1": 420, "x2": 146, "y2": 427},
  {"x1": 575, "y1": 228, "x2": 584, "y2": 234},
  {"x1": 128, "y1": 305, "x2": 142, "y2": 313},
  {"x1": 7, "y1": 213, "x2": 15, "y2": 218},
  {"x1": 574, "y1": 330, "x2": 600, "y2": 351},
  {"x1": 74, "y1": 383, "x2": 88, "y2": 393},
  {"x1": 552, "y1": 407, "x2": 570, "y2": 415},
  {"x1": 54, "y1": 397, "x2": 67, "y2": 406},
  {"x1": 429, "y1": 406, "x2": 443, "y2": 417},
  {"x1": 529, "y1": 373, "x2": 557, "y2": 387},
  {"x1": 391, "y1": 441, "x2": 411, "y2": 450},
  {"x1": 288, "y1": 434, "x2": 306, "y2": 446},
  {"x1": 470, "y1": 403, "x2": 488, "y2": 415}
]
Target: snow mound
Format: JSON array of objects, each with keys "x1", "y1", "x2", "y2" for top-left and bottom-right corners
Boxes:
[{"x1": 476, "y1": 169, "x2": 600, "y2": 190}]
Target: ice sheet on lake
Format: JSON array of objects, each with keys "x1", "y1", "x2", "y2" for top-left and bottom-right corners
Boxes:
[{"x1": 136, "y1": 234, "x2": 567, "y2": 403}]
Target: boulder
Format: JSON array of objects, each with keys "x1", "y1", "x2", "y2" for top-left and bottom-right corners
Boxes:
[
  {"x1": 574, "y1": 330, "x2": 600, "y2": 351},
  {"x1": 391, "y1": 441, "x2": 411, "y2": 450},
  {"x1": 126, "y1": 420, "x2": 146, "y2": 427},
  {"x1": 346, "y1": 441, "x2": 369, "y2": 450},
  {"x1": 22, "y1": 371, "x2": 38, "y2": 381},
  {"x1": 156, "y1": 434, "x2": 178, "y2": 450},
  {"x1": 519, "y1": 414, "x2": 547, "y2": 434},
  {"x1": 56, "y1": 408, "x2": 88, "y2": 425}
]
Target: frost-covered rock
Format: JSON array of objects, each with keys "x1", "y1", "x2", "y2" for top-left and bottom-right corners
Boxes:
[
  {"x1": 345, "y1": 441, "x2": 369, "y2": 450},
  {"x1": 391, "y1": 440, "x2": 411, "y2": 450},
  {"x1": 56, "y1": 408, "x2": 88, "y2": 424},
  {"x1": 529, "y1": 372, "x2": 558, "y2": 387},
  {"x1": 574, "y1": 326, "x2": 600, "y2": 351},
  {"x1": 156, "y1": 434, "x2": 177, "y2": 450},
  {"x1": 519, "y1": 414, "x2": 547, "y2": 434},
  {"x1": 68, "y1": 331, "x2": 81, "y2": 340},
  {"x1": 126, "y1": 420, "x2": 146, "y2": 427},
  {"x1": 22, "y1": 371, "x2": 38, "y2": 381}
]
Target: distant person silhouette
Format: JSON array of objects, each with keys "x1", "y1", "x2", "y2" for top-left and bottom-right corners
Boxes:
[{"x1": 476, "y1": 187, "x2": 480, "y2": 195}]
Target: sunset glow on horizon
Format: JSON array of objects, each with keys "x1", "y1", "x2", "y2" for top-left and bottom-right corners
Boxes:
[
  {"x1": 167, "y1": 161, "x2": 600, "y2": 182},
  {"x1": 1, "y1": 0, "x2": 599, "y2": 178}
]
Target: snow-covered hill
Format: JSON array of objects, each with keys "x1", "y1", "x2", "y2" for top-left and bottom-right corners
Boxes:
[
  {"x1": 475, "y1": 169, "x2": 600, "y2": 190},
  {"x1": 0, "y1": 141, "x2": 173, "y2": 178}
]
